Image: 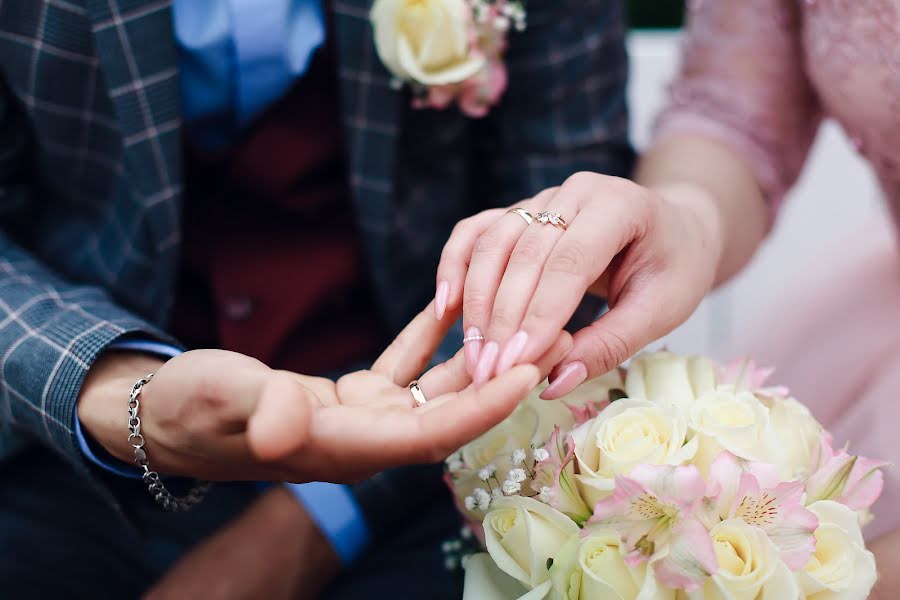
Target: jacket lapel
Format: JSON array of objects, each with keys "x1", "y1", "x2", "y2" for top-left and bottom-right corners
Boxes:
[{"x1": 83, "y1": 0, "x2": 183, "y2": 250}]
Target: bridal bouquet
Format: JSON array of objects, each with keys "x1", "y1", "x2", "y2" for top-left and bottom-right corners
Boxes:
[{"x1": 444, "y1": 351, "x2": 886, "y2": 599}]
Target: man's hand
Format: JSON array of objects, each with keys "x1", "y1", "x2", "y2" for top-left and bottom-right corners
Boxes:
[
  {"x1": 78, "y1": 302, "x2": 571, "y2": 483},
  {"x1": 143, "y1": 486, "x2": 338, "y2": 600},
  {"x1": 435, "y1": 172, "x2": 724, "y2": 398}
]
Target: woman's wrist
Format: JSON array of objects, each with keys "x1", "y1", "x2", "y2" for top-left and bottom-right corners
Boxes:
[{"x1": 652, "y1": 181, "x2": 727, "y2": 278}]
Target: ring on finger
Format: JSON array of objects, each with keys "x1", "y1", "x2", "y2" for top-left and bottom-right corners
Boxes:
[
  {"x1": 408, "y1": 380, "x2": 428, "y2": 407},
  {"x1": 506, "y1": 207, "x2": 534, "y2": 225},
  {"x1": 534, "y1": 211, "x2": 568, "y2": 230}
]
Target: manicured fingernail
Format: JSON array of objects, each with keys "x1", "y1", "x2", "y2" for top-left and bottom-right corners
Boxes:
[
  {"x1": 473, "y1": 342, "x2": 499, "y2": 388},
  {"x1": 434, "y1": 281, "x2": 450, "y2": 320},
  {"x1": 495, "y1": 331, "x2": 528, "y2": 376},
  {"x1": 464, "y1": 326, "x2": 483, "y2": 376},
  {"x1": 540, "y1": 361, "x2": 587, "y2": 400}
]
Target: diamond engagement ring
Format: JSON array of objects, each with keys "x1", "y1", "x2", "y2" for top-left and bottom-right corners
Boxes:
[
  {"x1": 462, "y1": 334, "x2": 485, "y2": 343},
  {"x1": 534, "y1": 211, "x2": 568, "y2": 230},
  {"x1": 408, "y1": 381, "x2": 428, "y2": 407}
]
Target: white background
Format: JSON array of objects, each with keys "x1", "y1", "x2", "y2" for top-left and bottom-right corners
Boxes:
[{"x1": 626, "y1": 32, "x2": 884, "y2": 359}]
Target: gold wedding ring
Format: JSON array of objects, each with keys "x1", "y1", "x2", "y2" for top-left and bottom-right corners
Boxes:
[
  {"x1": 534, "y1": 211, "x2": 568, "y2": 230},
  {"x1": 409, "y1": 381, "x2": 428, "y2": 407},
  {"x1": 507, "y1": 207, "x2": 534, "y2": 225}
]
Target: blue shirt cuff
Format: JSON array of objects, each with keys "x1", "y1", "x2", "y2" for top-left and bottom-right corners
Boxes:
[{"x1": 286, "y1": 482, "x2": 370, "y2": 565}]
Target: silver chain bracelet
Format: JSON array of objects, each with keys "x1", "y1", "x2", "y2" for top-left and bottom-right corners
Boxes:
[{"x1": 128, "y1": 373, "x2": 210, "y2": 511}]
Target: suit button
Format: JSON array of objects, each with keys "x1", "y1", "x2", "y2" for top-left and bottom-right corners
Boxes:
[{"x1": 223, "y1": 296, "x2": 255, "y2": 321}]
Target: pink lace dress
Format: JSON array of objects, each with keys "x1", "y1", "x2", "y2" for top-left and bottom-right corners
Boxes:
[{"x1": 655, "y1": 0, "x2": 900, "y2": 538}]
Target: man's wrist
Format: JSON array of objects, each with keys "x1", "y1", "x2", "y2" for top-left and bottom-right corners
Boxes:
[{"x1": 77, "y1": 351, "x2": 167, "y2": 464}]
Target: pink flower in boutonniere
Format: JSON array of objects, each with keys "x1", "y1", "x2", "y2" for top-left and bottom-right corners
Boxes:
[{"x1": 370, "y1": 0, "x2": 524, "y2": 117}]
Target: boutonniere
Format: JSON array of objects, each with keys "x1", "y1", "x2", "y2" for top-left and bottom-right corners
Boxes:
[{"x1": 371, "y1": 0, "x2": 526, "y2": 118}]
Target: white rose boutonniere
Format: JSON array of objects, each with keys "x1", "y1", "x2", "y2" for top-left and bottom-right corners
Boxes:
[{"x1": 370, "y1": 0, "x2": 525, "y2": 117}]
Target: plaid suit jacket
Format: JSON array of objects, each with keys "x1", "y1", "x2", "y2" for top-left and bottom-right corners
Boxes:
[{"x1": 0, "y1": 0, "x2": 634, "y2": 536}]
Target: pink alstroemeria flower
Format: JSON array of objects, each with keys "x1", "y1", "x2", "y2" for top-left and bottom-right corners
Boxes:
[
  {"x1": 530, "y1": 426, "x2": 592, "y2": 524},
  {"x1": 708, "y1": 452, "x2": 818, "y2": 570},
  {"x1": 806, "y1": 432, "x2": 888, "y2": 510},
  {"x1": 588, "y1": 464, "x2": 718, "y2": 591},
  {"x1": 717, "y1": 358, "x2": 789, "y2": 398}
]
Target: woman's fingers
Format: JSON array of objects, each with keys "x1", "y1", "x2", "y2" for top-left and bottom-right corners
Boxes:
[
  {"x1": 371, "y1": 301, "x2": 461, "y2": 386},
  {"x1": 435, "y1": 209, "x2": 504, "y2": 320},
  {"x1": 483, "y1": 193, "x2": 583, "y2": 380},
  {"x1": 464, "y1": 190, "x2": 555, "y2": 381},
  {"x1": 502, "y1": 198, "x2": 638, "y2": 378}
]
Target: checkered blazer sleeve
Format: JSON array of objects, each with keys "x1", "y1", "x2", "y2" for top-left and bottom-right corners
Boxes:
[
  {"x1": 477, "y1": 0, "x2": 636, "y2": 202},
  {"x1": 0, "y1": 86, "x2": 177, "y2": 468}
]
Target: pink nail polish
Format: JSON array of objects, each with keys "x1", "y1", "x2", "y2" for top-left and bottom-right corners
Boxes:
[
  {"x1": 435, "y1": 281, "x2": 450, "y2": 320},
  {"x1": 540, "y1": 361, "x2": 587, "y2": 400},
  {"x1": 495, "y1": 331, "x2": 528, "y2": 376},
  {"x1": 464, "y1": 326, "x2": 483, "y2": 376},
  {"x1": 473, "y1": 342, "x2": 499, "y2": 388}
]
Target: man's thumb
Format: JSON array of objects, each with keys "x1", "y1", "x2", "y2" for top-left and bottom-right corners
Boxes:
[{"x1": 246, "y1": 372, "x2": 315, "y2": 462}]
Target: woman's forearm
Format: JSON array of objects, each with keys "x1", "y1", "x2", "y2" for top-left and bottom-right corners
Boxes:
[{"x1": 636, "y1": 134, "x2": 770, "y2": 286}]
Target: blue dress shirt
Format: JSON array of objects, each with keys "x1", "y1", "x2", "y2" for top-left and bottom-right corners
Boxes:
[{"x1": 73, "y1": 0, "x2": 370, "y2": 565}]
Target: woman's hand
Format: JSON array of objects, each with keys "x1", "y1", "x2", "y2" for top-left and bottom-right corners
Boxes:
[
  {"x1": 435, "y1": 172, "x2": 726, "y2": 398},
  {"x1": 79, "y1": 303, "x2": 570, "y2": 484}
]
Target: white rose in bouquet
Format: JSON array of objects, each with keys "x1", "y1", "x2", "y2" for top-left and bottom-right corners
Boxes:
[
  {"x1": 549, "y1": 530, "x2": 673, "y2": 600},
  {"x1": 765, "y1": 396, "x2": 823, "y2": 479},
  {"x1": 570, "y1": 399, "x2": 697, "y2": 507},
  {"x1": 797, "y1": 501, "x2": 877, "y2": 600},
  {"x1": 625, "y1": 352, "x2": 716, "y2": 411},
  {"x1": 483, "y1": 496, "x2": 579, "y2": 589},
  {"x1": 688, "y1": 387, "x2": 775, "y2": 474},
  {"x1": 689, "y1": 519, "x2": 800, "y2": 600}
]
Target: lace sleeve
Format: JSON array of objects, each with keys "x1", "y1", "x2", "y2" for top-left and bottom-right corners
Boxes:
[{"x1": 654, "y1": 0, "x2": 822, "y2": 210}]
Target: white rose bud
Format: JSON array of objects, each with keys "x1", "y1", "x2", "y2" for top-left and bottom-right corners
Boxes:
[
  {"x1": 483, "y1": 496, "x2": 579, "y2": 589},
  {"x1": 625, "y1": 351, "x2": 716, "y2": 411},
  {"x1": 798, "y1": 501, "x2": 877, "y2": 600},
  {"x1": 371, "y1": 0, "x2": 485, "y2": 86}
]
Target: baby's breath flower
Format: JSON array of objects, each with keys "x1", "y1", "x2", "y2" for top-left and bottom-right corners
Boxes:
[
  {"x1": 478, "y1": 463, "x2": 497, "y2": 481},
  {"x1": 492, "y1": 487, "x2": 504, "y2": 499},
  {"x1": 508, "y1": 468, "x2": 527, "y2": 483},
  {"x1": 512, "y1": 448, "x2": 527, "y2": 465},
  {"x1": 539, "y1": 486, "x2": 552, "y2": 503},
  {"x1": 532, "y1": 448, "x2": 550, "y2": 463},
  {"x1": 502, "y1": 479, "x2": 522, "y2": 495},
  {"x1": 474, "y1": 487, "x2": 492, "y2": 511},
  {"x1": 464, "y1": 496, "x2": 476, "y2": 511}
]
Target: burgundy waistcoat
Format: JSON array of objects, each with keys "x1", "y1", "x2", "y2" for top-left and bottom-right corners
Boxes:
[{"x1": 171, "y1": 47, "x2": 386, "y2": 375}]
